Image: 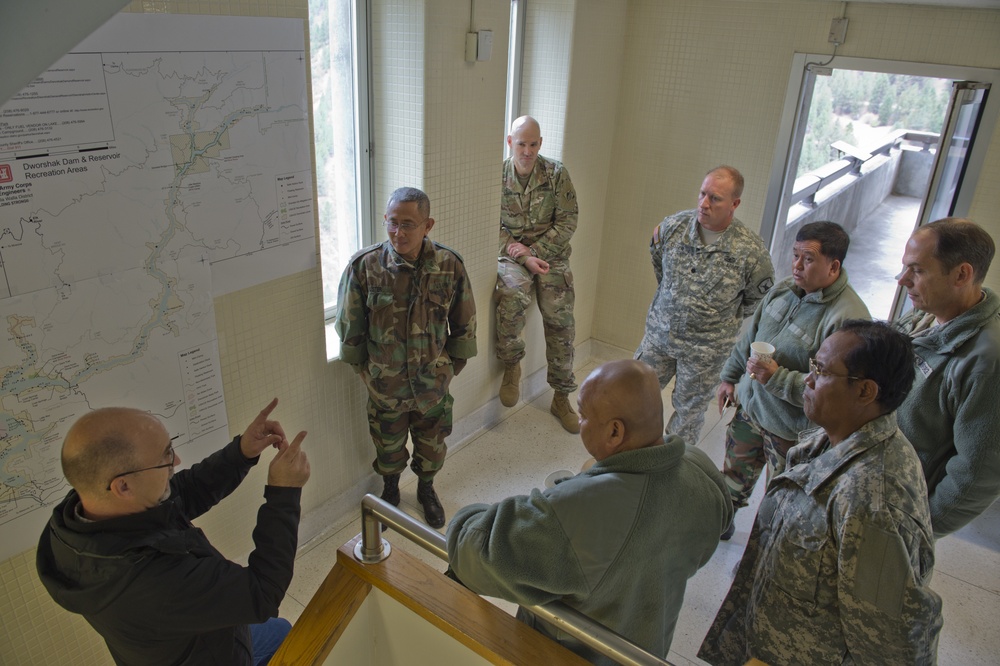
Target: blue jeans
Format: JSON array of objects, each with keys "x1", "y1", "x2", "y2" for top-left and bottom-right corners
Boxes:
[{"x1": 250, "y1": 617, "x2": 292, "y2": 666}]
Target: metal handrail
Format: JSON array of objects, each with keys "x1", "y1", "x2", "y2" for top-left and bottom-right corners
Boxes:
[
  {"x1": 789, "y1": 129, "x2": 940, "y2": 208},
  {"x1": 355, "y1": 493, "x2": 674, "y2": 666}
]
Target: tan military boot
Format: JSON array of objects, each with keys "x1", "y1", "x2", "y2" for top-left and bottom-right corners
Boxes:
[
  {"x1": 499, "y1": 363, "x2": 521, "y2": 407},
  {"x1": 551, "y1": 391, "x2": 580, "y2": 434}
]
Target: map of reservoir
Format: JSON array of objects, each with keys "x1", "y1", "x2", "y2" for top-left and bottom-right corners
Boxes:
[{"x1": 0, "y1": 14, "x2": 313, "y2": 559}]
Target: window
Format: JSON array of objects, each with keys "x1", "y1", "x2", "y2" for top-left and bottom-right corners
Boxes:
[
  {"x1": 504, "y1": 0, "x2": 526, "y2": 155},
  {"x1": 308, "y1": 0, "x2": 373, "y2": 358}
]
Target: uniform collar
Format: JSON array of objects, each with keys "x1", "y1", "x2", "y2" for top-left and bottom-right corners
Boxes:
[
  {"x1": 506, "y1": 156, "x2": 549, "y2": 194},
  {"x1": 783, "y1": 413, "x2": 899, "y2": 496},
  {"x1": 385, "y1": 237, "x2": 435, "y2": 269},
  {"x1": 909, "y1": 288, "x2": 999, "y2": 354}
]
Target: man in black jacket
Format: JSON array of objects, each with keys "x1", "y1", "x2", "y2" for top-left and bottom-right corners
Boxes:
[{"x1": 36, "y1": 398, "x2": 310, "y2": 666}]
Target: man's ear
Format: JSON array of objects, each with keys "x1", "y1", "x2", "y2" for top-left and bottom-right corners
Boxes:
[
  {"x1": 953, "y1": 262, "x2": 975, "y2": 288},
  {"x1": 857, "y1": 378, "x2": 880, "y2": 406},
  {"x1": 108, "y1": 476, "x2": 131, "y2": 500},
  {"x1": 608, "y1": 418, "x2": 626, "y2": 453}
]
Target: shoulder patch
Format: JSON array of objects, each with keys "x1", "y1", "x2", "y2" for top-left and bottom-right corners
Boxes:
[
  {"x1": 652, "y1": 224, "x2": 662, "y2": 245},
  {"x1": 758, "y1": 277, "x2": 774, "y2": 294}
]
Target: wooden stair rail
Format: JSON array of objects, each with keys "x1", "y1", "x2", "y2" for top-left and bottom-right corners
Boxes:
[{"x1": 271, "y1": 534, "x2": 591, "y2": 665}]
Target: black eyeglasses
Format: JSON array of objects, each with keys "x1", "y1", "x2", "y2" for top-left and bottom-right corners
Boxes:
[
  {"x1": 808, "y1": 357, "x2": 863, "y2": 381},
  {"x1": 106, "y1": 441, "x2": 177, "y2": 491}
]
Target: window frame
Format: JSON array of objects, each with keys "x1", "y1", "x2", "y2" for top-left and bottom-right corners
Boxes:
[{"x1": 310, "y1": 0, "x2": 375, "y2": 359}]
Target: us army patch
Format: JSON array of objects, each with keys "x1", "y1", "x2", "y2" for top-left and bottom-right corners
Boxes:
[{"x1": 757, "y1": 277, "x2": 774, "y2": 294}]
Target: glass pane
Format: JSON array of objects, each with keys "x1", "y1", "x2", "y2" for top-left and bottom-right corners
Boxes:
[
  {"x1": 309, "y1": 0, "x2": 360, "y2": 312},
  {"x1": 926, "y1": 86, "x2": 988, "y2": 222}
]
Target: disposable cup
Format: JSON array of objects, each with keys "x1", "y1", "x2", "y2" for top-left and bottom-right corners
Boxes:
[
  {"x1": 544, "y1": 470, "x2": 574, "y2": 488},
  {"x1": 750, "y1": 341, "x2": 775, "y2": 363}
]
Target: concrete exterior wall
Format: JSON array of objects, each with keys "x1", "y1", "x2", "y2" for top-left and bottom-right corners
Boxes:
[
  {"x1": 773, "y1": 154, "x2": 900, "y2": 280},
  {"x1": 895, "y1": 146, "x2": 936, "y2": 197}
]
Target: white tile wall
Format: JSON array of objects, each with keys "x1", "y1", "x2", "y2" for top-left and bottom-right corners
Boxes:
[
  {"x1": 593, "y1": 0, "x2": 1000, "y2": 350},
  {"x1": 2, "y1": 0, "x2": 998, "y2": 663}
]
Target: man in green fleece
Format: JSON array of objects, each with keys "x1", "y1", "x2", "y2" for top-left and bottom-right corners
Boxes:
[
  {"x1": 717, "y1": 221, "x2": 870, "y2": 539},
  {"x1": 446, "y1": 359, "x2": 732, "y2": 664},
  {"x1": 894, "y1": 217, "x2": 1000, "y2": 537}
]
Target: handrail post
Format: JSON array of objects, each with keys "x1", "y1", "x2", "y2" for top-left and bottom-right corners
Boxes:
[
  {"x1": 349, "y1": 494, "x2": 673, "y2": 666},
  {"x1": 354, "y1": 494, "x2": 391, "y2": 563}
]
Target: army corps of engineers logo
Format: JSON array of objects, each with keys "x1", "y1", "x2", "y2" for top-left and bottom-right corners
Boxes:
[{"x1": 0, "y1": 164, "x2": 12, "y2": 183}]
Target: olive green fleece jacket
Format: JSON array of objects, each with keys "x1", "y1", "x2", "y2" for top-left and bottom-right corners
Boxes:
[
  {"x1": 446, "y1": 437, "x2": 732, "y2": 665},
  {"x1": 721, "y1": 270, "x2": 870, "y2": 440},
  {"x1": 895, "y1": 288, "x2": 1000, "y2": 537}
]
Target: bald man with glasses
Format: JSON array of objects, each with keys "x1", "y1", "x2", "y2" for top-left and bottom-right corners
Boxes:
[{"x1": 37, "y1": 398, "x2": 310, "y2": 666}]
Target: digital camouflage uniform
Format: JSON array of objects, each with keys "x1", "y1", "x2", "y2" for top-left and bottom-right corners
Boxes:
[
  {"x1": 636, "y1": 209, "x2": 774, "y2": 446},
  {"x1": 699, "y1": 414, "x2": 942, "y2": 666},
  {"x1": 721, "y1": 270, "x2": 870, "y2": 508},
  {"x1": 336, "y1": 238, "x2": 477, "y2": 481},
  {"x1": 496, "y1": 154, "x2": 578, "y2": 393}
]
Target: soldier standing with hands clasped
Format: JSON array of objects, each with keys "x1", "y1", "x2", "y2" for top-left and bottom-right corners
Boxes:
[{"x1": 336, "y1": 187, "x2": 477, "y2": 528}]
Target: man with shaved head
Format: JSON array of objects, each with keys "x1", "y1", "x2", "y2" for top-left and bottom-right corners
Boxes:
[
  {"x1": 37, "y1": 399, "x2": 310, "y2": 666},
  {"x1": 447, "y1": 360, "x2": 732, "y2": 663},
  {"x1": 496, "y1": 115, "x2": 580, "y2": 433}
]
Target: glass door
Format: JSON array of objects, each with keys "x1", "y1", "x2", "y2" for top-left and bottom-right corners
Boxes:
[{"x1": 890, "y1": 81, "x2": 991, "y2": 319}]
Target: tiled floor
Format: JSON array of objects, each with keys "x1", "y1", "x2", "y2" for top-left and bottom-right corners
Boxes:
[
  {"x1": 842, "y1": 192, "x2": 921, "y2": 320},
  {"x1": 279, "y1": 347, "x2": 1000, "y2": 665}
]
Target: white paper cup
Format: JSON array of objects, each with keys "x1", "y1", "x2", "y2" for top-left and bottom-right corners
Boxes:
[
  {"x1": 750, "y1": 341, "x2": 775, "y2": 363},
  {"x1": 545, "y1": 470, "x2": 574, "y2": 488}
]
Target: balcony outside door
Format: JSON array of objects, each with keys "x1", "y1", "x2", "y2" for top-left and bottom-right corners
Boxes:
[{"x1": 761, "y1": 55, "x2": 1000, "y2": 320}]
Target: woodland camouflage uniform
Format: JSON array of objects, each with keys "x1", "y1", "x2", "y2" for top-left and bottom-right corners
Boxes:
[{"x1": 336, "y1": 237, "x2": 477, "y2": 480}]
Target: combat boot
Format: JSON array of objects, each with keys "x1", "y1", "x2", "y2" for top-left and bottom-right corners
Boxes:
[
  {"x1": 551, "y1": 391, "x2": 580, "y2": 434},
  {"x1": 417, "y1": 479, "x2": 446, "y2": 528},
  {"x1": 499, "y1": 362, "x2": 521, "y2": 407},
  {"x1": 380, "y1": 473, "x2": 401, "y2": 506},
  {"x1": 721, "y1": 507, "x2": 737, "y2": 541}
]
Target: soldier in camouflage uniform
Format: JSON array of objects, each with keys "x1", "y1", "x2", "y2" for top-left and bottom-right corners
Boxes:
[
  {"x1": 335, "y1": 187, "x2": 477, "y2": 528},
  {"x1": 636, "y1": 166, "x2": 774, "y2": 447},
  {"x1": 496, "y1": 116, "x2": 580, "y2": 433},
  {"x1": 699, "y1": 321, "x2": 942, "y2": 665}
]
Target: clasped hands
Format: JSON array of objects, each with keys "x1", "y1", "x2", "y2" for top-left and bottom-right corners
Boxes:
[{"x1": 507, "y1": 241, "x2": 549, "y2": 275}]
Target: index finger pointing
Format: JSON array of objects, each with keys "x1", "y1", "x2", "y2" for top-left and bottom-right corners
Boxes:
[
  {"x1": 254, "y1": 398, "x2": 279, "y2": 424},
  {"x1": 290, "y1": 431, "x2": 307, "y2": 447}
]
